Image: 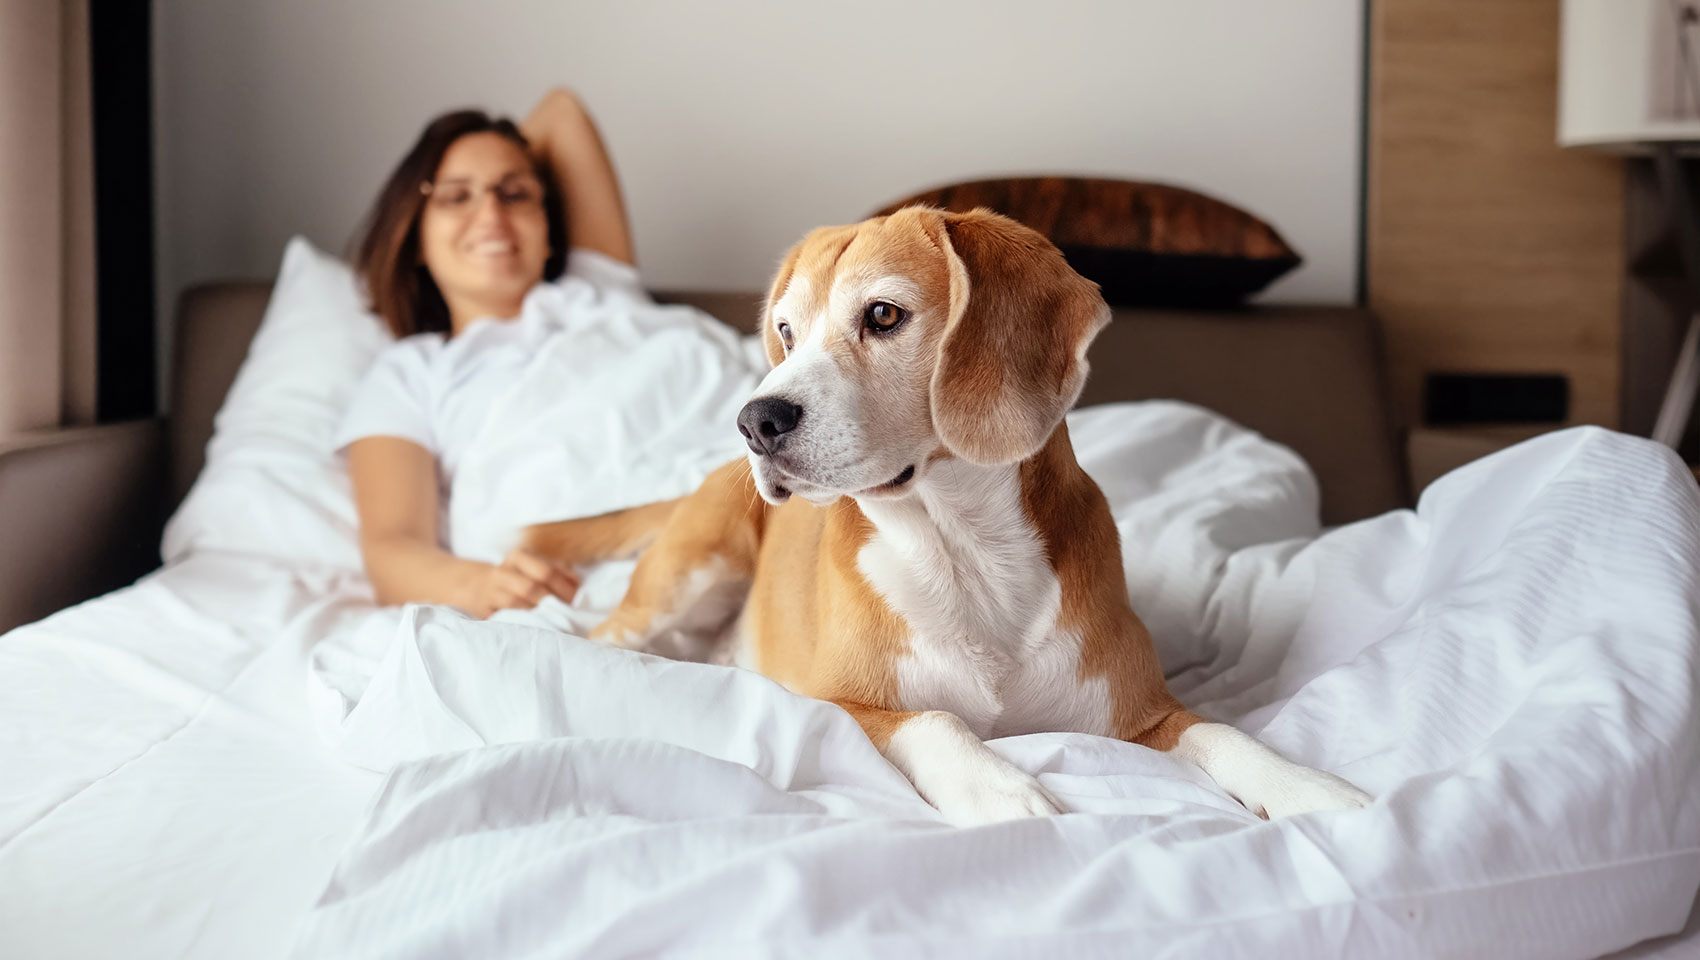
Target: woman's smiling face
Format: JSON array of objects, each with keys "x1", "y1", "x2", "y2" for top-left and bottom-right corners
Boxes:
[{"x1": 417, "y1": 131, "x2": 552, "y2": 326}]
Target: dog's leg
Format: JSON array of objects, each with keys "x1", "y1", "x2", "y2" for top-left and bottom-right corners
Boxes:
[
  {"x1": 1102, "y1": 624, "x2": 1371, "y2": 819},
  {"x1": 593, "y1": 551, "x2": 749, "y2": 654},
  {"x1": 1082, "y1": 572, "x2": 1370, "y2": 820},
  {"x1": 1026, "y1": 432, "x2": 1368, "y2": 820},
  {"x1": 522, "y1": 496, "x2": 686, "y2": 568},
  {"x1": 589, "y1": 460, "x2": 765, "y2": 652},
  {"x1": 1135, "y1": 710, "x2": 1371, "y2": 819},
  {"x1": 836, "y1": 701, "x2": 1062, "y2": 827}
]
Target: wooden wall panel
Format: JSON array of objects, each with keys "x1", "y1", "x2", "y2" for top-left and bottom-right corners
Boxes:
[{"x1": 1367, "y1": 0, "x2": 1624, "y2": 433}]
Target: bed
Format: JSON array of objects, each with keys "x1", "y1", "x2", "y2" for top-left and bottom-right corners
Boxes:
[{"x1": 2, "y1": 239, "x2": 1697, "y2": 959}]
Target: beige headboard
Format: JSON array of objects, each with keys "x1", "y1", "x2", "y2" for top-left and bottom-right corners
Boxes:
[{"x1": 171, "y1": 284, "x2": 1404, "y2": 525}]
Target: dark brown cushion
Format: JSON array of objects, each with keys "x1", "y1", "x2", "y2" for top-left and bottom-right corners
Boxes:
[{"x1": 870, "y1": 177, "x2": 1301, "y2": 307}]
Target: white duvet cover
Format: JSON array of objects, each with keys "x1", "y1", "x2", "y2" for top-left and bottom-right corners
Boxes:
[
  {"x1": 4, "y1": 237, "x2": 1697, "y2": 958},
  {"x1": 5, "y1": 401, "x2": 1698, "y2": 959},
  {"x1": 288, "y1": 406, "x2": 1700, "y2": 960},
  {"x1": 0, "y1": 554, "x2": 384, "y2": 958}
]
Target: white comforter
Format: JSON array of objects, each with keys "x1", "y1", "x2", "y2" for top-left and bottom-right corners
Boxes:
[
  {"x1": 445, "y1": 285, "x2": 763, "y2": 564},
  {"x1": 11, "y1": 241, "x2": 1694, "y2": 959},
  {"x1": 0, "y1": 555, "x2": 385, "y2": 958},
  {"x1": 289, "y1": 404, "x2": 1700, "y2": 960}
]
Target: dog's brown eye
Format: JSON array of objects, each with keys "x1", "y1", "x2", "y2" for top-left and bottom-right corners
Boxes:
[
  {"x1": 777, "y1": 322, "x2": 794, "y2": 351},
  {"x1": 864, "y1": 301, "x2": 908, "y2": 332}
]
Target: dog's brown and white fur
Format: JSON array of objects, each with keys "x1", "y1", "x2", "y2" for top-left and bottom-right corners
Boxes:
[{"x1": 526, "y1": 207, "x2": 1370, "y2": 826}]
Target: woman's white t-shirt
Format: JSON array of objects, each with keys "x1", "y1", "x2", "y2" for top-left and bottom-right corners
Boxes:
[{"x1": 333, "y1": 248, "x2": 646, "y2": 486}]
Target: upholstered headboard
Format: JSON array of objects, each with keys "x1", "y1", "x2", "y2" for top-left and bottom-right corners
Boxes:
[{"x1": 170, "y1": 284, "x2": 1404, "y2": 525}]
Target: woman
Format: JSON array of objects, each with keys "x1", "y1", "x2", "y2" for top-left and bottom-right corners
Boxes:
[{"x1": 337, "y1": 89, "x2": 633, "y2": 618}]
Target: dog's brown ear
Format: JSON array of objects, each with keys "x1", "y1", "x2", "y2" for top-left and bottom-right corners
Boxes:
[{"x1": 930, "y1": 208, "x2": 1110, "y2": 464}]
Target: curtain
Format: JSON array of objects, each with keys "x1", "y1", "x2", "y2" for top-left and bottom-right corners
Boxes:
[{"x1": 0, "y1": 0, "x2": 96, "y2": 435}]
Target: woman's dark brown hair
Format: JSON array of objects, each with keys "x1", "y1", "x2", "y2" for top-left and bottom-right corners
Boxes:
[{"x1": 354, "y1": 110, "x2": 568, "y2": 338}]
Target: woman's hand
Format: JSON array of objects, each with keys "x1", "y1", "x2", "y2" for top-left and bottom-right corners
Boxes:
[
  {"x1": 465, "y1": 547, "x2": 582, "y2": 619},
  {"x1": 349, "y1": 438, "x2": 583, "y2": 618}
]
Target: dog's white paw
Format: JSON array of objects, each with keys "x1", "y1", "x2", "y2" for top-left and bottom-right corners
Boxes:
[
  {"x1": 883, "y1": 711, "x2": 1064, "y2": 827},
  {"x1": 924, "y1": 763, "x2": 1064, "y2": 827},
  {"x1": 1175, "y1": 723, "x2": 1371, "y2": 820},
  {"x1": 1247, "y1": 765, "x2": 1372, "y2": 820}
]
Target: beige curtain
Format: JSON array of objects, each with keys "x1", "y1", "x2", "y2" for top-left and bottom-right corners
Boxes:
[{"x1": 0, "y1": 0, "x2": 95, "y2": 436}]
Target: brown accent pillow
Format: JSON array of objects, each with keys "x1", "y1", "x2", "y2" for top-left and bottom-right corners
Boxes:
[{"x1": 870, "y1": 177, "x2": 1301, "y2": 307}]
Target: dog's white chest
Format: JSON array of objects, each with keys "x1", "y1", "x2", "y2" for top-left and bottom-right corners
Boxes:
[{"x1": 856, "y1": 463, "x2": 1112, "y2": 739}]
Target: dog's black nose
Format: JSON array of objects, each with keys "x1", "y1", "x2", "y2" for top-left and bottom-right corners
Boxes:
[{"x1": 737, "y1": 397, "x2": 802, "y2": 456}]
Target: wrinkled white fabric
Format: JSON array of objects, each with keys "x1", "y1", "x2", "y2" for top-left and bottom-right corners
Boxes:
[
  {"x1": 0, "y1": 554, "x2": 386, "y2": 960},
  {"x1": 331, "y1": 249, "x2": 650, "y2": 491},
  {"x1": 444, "y1": 281, "x2": 763, "y2": 562},
  {"x1": 292, "y1": 411, "x2": 1700, "y2": 960},
  {"x1": 5, "y1": 399, "x2": 1698, "y2": 959}
]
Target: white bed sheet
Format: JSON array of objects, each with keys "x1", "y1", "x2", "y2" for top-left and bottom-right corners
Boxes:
[
  {"x1": 4, "y1": 404, "x2": 1698, "y2": 960},
  {"x1": 289, "y1": 410, "x2": 1700, "y2": 960},
  {"x1": 0, "y1": 554, "x2": 385, "y2": 959}
]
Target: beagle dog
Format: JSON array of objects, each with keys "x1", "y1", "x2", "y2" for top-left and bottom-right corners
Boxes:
[{"x1": 526, "y1": 207, "x2": 1370, "y2": 826}]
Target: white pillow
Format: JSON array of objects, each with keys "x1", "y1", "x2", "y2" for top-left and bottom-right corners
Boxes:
[{"x1": 162, "y1": 237, "x2": 392, "y2": 570}]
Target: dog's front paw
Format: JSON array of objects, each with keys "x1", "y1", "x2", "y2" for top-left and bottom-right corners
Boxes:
[
  {"x1": 1175, "y1": 723, "x2": 1371, "y2": 820},
  {"x1": 884, "y1": 711, "x2": 1065, "y2": 827},
  {"x1": 1247, "y1": 765, "x2": 1371, "y2": 820},
  {"x1": 925, "y1": 764, "x2": 1063, "y2": 827}
]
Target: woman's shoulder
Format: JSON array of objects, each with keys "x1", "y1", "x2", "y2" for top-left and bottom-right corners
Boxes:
[
  {"x1": 557, "y1": 247, "x2": 646, "y2": 299},
  {"x1": 359, "y1": 330, "x2": 447, "y2": 383},
  {"x1": 379, "y1": 330, "x2": 448, "y2": 361}
]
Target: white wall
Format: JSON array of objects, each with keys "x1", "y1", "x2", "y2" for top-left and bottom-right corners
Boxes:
[{"x1": 154, "y1": 0, "x2": 1363, "y2": 397}]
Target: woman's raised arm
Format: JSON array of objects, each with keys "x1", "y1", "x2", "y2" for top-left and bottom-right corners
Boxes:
[{"x1": 521, "y1": 88, "x2": 636, "y2": 266}]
